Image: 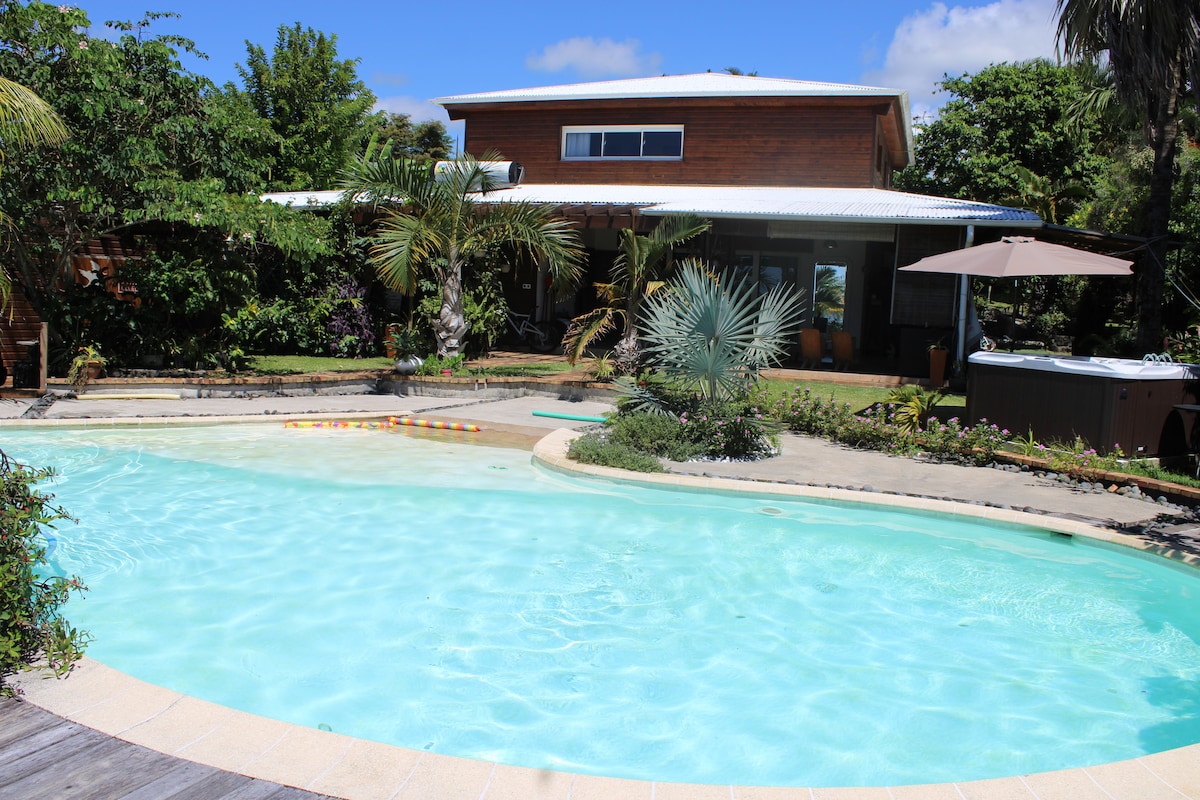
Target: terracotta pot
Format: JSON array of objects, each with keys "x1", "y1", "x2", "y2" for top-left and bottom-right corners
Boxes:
[
  {"x1": 440, "y1": 369, "x2": 453, "y2": 377},
  {"x1": 928, "y1": 348, "x2": 948, "y2": 388}
]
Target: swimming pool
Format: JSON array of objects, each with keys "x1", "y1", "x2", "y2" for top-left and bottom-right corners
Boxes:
[{"x1": 7, "y1": 424, "x2": 1200, "y2": 787}]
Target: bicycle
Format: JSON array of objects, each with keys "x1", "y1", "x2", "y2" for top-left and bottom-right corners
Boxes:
[{"x1": 505, "y1": 310, "x2": 555, "y2": 352}]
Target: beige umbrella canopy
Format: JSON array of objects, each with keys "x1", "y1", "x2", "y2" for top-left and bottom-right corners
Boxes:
[{"x1": 899, "y1": 235, "x2": 1133, "y2": 276}]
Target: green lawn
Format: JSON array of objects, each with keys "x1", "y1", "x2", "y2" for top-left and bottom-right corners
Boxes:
[
  {"x1": 245, "y1": 354, "x2": 577, "y2": 378},
  {"x1": 246, "y1": 355, "x2": 393, "y2": 374},
  {"x1": 758, "y1": 377, "x2": 967, "y2": 416}
]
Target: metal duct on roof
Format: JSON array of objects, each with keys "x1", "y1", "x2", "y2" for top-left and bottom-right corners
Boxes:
[{"x1": 433, "y1": 160, "x2": 525, "y2": 190}]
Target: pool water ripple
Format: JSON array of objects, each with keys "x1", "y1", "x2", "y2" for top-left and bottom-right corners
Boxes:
[{"x1": 6, "y1": 424, "x2": 1200, "y2": 787}]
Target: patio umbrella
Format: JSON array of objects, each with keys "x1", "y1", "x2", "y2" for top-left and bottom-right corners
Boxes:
[
  {"x1": 898, "y1": 236, "x2": 1133, "y2": 367},
  {"x1": 898, "y1": 235, "x2": 1133, "y2": 277}
]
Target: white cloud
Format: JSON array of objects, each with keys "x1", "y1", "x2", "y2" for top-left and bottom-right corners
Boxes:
[
  {"x1": 374, "y1": 95, "x2": 450, "y2": 123},
  {"x1": 526, "y1": 37, "x2": 662, "y2": 79},
  {"x1": 863, "y1": 0, "x2": 1060, "y2": 120}
]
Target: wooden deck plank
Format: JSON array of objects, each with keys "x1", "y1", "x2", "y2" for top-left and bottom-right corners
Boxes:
[
  {"x1": 0, "y1": 699, "x2": 339, "y2": 799},
  {"x1": 1, "y1": 736, "x2": 168, "y2": 799},
  {"x1": 117, "y1": 760, "x2": 251, "y2": 800}
]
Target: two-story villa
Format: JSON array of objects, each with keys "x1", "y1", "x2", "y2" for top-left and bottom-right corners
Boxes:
[{"x1": 431, "y1": 72, "x2": 1042, "y2": 375}]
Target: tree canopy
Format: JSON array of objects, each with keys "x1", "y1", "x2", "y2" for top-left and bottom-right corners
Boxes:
[
  {"x1": 235, "y1": 23, "x2": 377, "y2": 191},
  {"x1": 342, "y1": 144, "x2": 584, "y2": 358},
  {"x1": 895, "y1": 59, "x2": 1107, "y2": 221},
  {"x1": 1056, "y1": 0, "x2": 1200, "y2": 352}
]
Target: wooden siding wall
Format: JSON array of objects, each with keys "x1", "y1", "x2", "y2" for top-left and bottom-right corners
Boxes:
[
  {"x1": 461, "y1": 103, "x2": 885, "y2": 187},
  {"x1": 1, "y1": 282, "x2": 45, "y2": 391}
]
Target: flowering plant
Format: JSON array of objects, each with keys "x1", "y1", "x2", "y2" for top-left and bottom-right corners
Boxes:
[{"x1": 66, "y1": 344, "x2": 106, "y2": 389}]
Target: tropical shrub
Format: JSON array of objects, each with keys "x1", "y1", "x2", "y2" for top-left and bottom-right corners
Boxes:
[
  {"x1": 0, "y1": 452, "x2": 88, "y2": 697},
  {"x1": 885, "y1": 385, "x2": 945, "y2": 434},
  {"x1": 770, "y1": 386, "x2": 1006, "y2": 465},
  {"x1": 325, "y1": 278, "x2": 375, "y2": 358},
  {"x1": 638, "y1": 260, "x2": 806, "y2": 401},
  {"x1": 605, "y1": 411, "x2": 700, "y2": 461},
  {"x1": 567, "y1": 434, "x2": 665, "y2": 473}
]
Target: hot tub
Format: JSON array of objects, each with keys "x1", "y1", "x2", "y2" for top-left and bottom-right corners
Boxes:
[{"x1": 967, "y1": 352, "x2": 1200, "y2": 457}]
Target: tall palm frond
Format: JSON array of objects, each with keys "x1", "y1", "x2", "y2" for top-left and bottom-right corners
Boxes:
[
  {"x1": 813, "y1": 264, "x2": 846, "y2": 321},
  {"x1": 563, "y1": 213, "x2": 709, "y2": 369},
  {"x1": 340, "y1": 146, "x2": 583, "y2": 357},
  {"x1": 998, "y1": 166, "x2": 1089, "y2": 224},
  {"x1": 0, "y1": 77, "x2": 69, "y2": 307},
  {"x1": 639, "y1": 259, "x2": 806, "y2": 401},
  {"x1": 1056, "y1": 0, "x2": 1200, "y2": 351},
  {"x1": 0, "y1": 76, "x2": 68, "y2": 154}
]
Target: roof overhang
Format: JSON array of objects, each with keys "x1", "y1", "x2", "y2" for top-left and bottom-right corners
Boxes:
[{"x1": 260, "y1": 185, "x2": 1042, "y2": 228}]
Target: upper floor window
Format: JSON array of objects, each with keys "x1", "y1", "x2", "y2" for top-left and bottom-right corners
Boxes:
[{"x1": 562, "y1": 125, "x2": 684, "y2": 160}]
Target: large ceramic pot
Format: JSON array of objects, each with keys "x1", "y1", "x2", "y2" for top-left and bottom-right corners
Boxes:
[
  {"x1": 394, "y1": 355, "x2": 422, "y2": 375},
  {"x1": 928, "y1": 347, "x2": 948, "y2": 388}
]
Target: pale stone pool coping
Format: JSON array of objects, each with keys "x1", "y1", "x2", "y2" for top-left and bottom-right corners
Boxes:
[{"x1": 12, "y1": 425, "x2": 1200, "y2": 799}]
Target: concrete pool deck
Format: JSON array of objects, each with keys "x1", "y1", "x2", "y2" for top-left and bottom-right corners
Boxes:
[{"x1": 5, "y1": 391, "x2": 1200, "y2": 799}]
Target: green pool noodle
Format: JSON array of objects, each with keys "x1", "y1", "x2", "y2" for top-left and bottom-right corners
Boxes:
[{"x1": 531, "y1": 410, "x2": 607, "y2": 423}]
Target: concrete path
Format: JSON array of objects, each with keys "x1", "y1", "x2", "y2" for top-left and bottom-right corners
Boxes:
[{"x1": 674, "y1": 432, "x2": 1179, "y2": 527}]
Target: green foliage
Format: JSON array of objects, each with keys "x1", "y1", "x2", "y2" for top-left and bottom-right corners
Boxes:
[
  {"x1": 769, "y1": 386, "x2": 1006, "y2": 465},
  {"x1": 562, "y1": 213, "x2": 711, "y2": 370},
  {"x1": 1041, "y1": 436, "x2": 1122, "y2": 477},
  {"x1": 0, "y1": 2, "x2": 345, "y2": 370},
  {"x1": 1071, "y1": 141, "x2": 1200, "y2": 336},
  {"x1": 236, "y1": 23, "x2": 376, "y2": 191},
  {"x1": 606, "y1": 411, "x2": 702, "y2": 461},
  {"x1": 1164, "y1": 326, "x2": 1200, "y2": 364},
  {"x1": 366, "y1": 111, "x2": 452, "y2": 162},
  {"x1": 65, "y1": 344, "x2": 105, "y2": 390},
  {"x1": 342, "y1": 144, "x2": 583, "y2": 358},
  {"x1": 0, "y1": 4, "x2": 211, "y2": 310},
  {"x1": 885, "y1": 385, "x2": 945, "y2": 434},
  {"x1": 415, "y1": 353, "x2": 465, "y2": 376},
  {"x1": 639, "y1": 260, "x2": 806, "y2": 401},
  {"x1": 896, "y1": 60, "x2": 1108, "y2": 217},
  {"x1": 415, "y1": 258, "x2": 509, "y2": 359},
  {"x1": 1, "y1": 451, "x2": 89, "y2": 697},
  {"x1": 245, "y1": 354, "x2": 392, "y2": 374},
  {"x1": 567, "y1": 434, "x2": 665, "y2": 473}
]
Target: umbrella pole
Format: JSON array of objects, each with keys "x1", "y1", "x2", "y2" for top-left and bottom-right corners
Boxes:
[{"x1": 956, "y1": 226, "x2": 975, "y2": 370}]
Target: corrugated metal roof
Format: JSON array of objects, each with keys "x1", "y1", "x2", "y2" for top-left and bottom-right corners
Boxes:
[
  {"x1": 258, "y1": 190, "x2": 346, "y2": 210},
  {"x1": 477, "y1": 185, "x2": 1043, "y2": 227},
  {"x1": 434, "y1": 72, "x2": 904, "y2": 106},
  {"x1": 260, "y1": 185, "x2": 1042, "y2": 227}
]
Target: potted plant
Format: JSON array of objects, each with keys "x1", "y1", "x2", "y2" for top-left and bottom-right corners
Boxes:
[
  {"x1": 928, "y1": 338, "x2": 949, "y2": 389},
  {"x1": 67, "y1": 344, "x2": 106, "y2": 390},
  {"x1": 386, "y1": 326, "x2": 423, "y2": 375}
]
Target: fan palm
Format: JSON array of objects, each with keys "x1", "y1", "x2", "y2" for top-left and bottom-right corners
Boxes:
[
  {"x1": 341, "y1": 142, "x2": 583, "y2": 357},
  {"x1": 562, "y1": 214, "x2": 710, "y2": 373},
  {"x1": 1055, "y1": 0, "x2": 1200, "y2": 352},
  {"x1": 0, "y1": 77, "x2": 69, "y2": 304},
  {"x1": 638, "y1": 259, "x2": 806, "y2": 402}
]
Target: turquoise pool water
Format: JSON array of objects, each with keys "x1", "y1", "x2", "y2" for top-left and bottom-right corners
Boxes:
[{"x1": 6, "y1": 424, "x2": 1200, "y2": 787}]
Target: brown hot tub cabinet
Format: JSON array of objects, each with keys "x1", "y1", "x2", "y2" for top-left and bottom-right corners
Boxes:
[{"x1": 967, "y1": 352, "x2": 1200, "y2": 458}]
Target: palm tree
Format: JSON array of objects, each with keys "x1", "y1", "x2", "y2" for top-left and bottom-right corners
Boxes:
[
  {"x1": 1056, "y1": 0, "x2": 1200, "y2": 353},
  {"x1": 638, "y1": 259, "x2": 806, "y2": 402},
  {"x1": 0, "y1": 77, "x2": 69, "y2": 305},
  {"x1": 341, "y1": 142, "x2": 584, "y2": 357},
  {"x1": 999, "y1": 166, "x2": 1089, "y2": 224},
  {"x1": 562, "y1": 213, "x2": 710, "y2": 373}
]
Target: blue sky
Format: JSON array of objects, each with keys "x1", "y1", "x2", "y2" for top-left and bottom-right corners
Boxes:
[{"x1": 78, "y1": 0, "x2": 1064, "y2": 138}]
